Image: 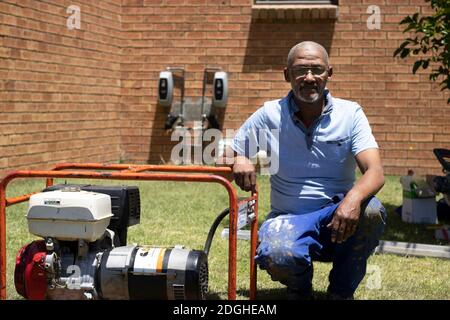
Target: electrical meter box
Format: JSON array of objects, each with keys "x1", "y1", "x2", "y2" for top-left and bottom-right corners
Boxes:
[{"x1": 158, "y1": 71, "x2": 174, "y2": 107}]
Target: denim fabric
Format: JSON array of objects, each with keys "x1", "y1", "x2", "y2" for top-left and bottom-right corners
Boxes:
[{"x1": 255, "y1": 196, "x2": 386, "y2": 298}]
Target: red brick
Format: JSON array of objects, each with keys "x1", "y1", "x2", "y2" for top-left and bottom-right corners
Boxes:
[
  {"x1": 410, "y1": 133, "x2": 433, "y2": 142},
  {"x1": 0, "y1": 0, "x2": 446, "y2": 176},
  {"x1": 340, "y1": 48, "x2": 362, "y2": 56},
  {"x1": 386, "y1": 82, "x2": 408, "y2": 90},
  {"x1": 433, "y1": 134, "x2": 450, "y2": 142},
  {"x1": 398, "y1": 6, "x2": 421, "y2": 14}
]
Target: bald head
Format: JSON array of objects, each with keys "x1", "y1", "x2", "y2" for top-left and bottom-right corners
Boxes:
[{"x1": 287, "y1": 41, "x2": 329, "y2": 68}]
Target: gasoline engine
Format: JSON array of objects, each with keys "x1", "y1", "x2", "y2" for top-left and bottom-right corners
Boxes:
[{"x1": 14, "y1": 184, "x2": 209, "y2": 300}]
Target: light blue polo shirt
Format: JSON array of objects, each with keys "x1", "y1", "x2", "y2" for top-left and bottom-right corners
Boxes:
[{"x1": 231, "y1": 90, "x2": 378, "y2": 215}]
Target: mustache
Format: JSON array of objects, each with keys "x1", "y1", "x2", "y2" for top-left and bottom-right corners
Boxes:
[{"x1": 300, "y1": 85, "x2": 318, "y2": 90}]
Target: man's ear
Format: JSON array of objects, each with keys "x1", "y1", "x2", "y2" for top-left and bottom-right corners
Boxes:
[
  {"x1": 327, "y1": 66, "x2": 333, "y2": 79},
  {"x1": 283, "y1": 67, "x2": 290, "y2": 82}
]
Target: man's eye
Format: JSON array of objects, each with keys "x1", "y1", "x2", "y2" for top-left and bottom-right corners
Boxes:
[
  {"x1": 312, "y1": 67, "x2": 325, "y2": 74},
  {"x1": 292, "y1": 67, "x2": 325, "y2": 76},
  {"x1": 292, "y1": 68, "x2": 308, "y2": 75}
]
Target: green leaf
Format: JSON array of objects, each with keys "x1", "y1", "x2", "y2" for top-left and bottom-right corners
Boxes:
[
  {"x1": 400, "y1": 48, "x2": 410, "y2": 58},
  {"x1": 394, "y1": 48, "x2": 402, "y2": 57},
  {"x1": 403, "y1": 24, "x2": 418, "y2": 33},
  {"x1": 413, "y1": 60, "x2": 423, "y2": 73},
  {"x1": 400, "y1": 41, "x2": 410, "y2": 50},
  {"x1": 393, "y1": 41, "x2": 410, "y2": 57},
  {"x1": 400, "y1": 16, "x2": 414, "y2": 25},
  {"x1": 406, "y1": 37, "x2": 419, "y2": 44},
  {"x1": 396, "y1": 0, "x2": 449, "y2": 99}
]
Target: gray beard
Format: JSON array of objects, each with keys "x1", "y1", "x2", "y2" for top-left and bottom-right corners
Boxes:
[
  {"x1": 295, "y1": 88, "x2": 321, "y2": 104},
  {"x1": 298, "y1": 93, "x2": 320, "y2": 103}
]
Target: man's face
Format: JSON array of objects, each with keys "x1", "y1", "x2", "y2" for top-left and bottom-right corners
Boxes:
[{"x1": 284, "y1": 47, "x2": 332, "y2": 104}]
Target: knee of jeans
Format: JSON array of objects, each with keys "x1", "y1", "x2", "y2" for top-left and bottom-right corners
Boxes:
[
  {"x1": 360, "y1": 197, "x2": 387, "y2": 234},
  {"x1": 257, "y1": 240, "x2": 301, "y2": 269},
  {"x1": 256, "y1": 242, "x2": 310, "y2": 283}
]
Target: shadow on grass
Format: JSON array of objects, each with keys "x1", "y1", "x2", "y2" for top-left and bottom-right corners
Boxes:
[
  {"x1": 381, "y1": 203, "x2": 450, "y2": 245},
  {"x1": 246, "y1": 288, "x2": 329, "y2": 301},
  {"x1": 208, "y1": 288, "x2": 331, "y2": 300}
]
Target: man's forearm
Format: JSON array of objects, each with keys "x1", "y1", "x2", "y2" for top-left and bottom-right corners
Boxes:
[
  {"x1": 216, "y1": 146, "x2": 257, "y2": 191},
  {"x1": 345, "y1": 166, "x2": 385, "y2": 206},
  {"x1": 216, "y1": 146, "x2": 254, "y2": 167}
]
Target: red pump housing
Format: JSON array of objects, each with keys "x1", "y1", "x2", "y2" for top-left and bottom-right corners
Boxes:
[{"x1": 14, "y1": 240, "x2": 47, "y2": 300}]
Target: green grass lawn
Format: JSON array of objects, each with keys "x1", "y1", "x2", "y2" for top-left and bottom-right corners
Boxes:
[{"x1": 4, "y1": 174, "x2": 450, "y2": 300}]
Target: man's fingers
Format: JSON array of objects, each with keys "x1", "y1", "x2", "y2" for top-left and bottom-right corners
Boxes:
[
  {"x1": 343, "y1": 223, "x2": 358, "y2": 242},
  {"x1": 232, "y1": 159, "x2": 256, "y2": 192},
  {"x1": 233, "y1": 171, "x2": 257, "y2": 192},
  {"x1": 234, "y1": 173, "x2": 243, "y2": 190},
  {"x1": 336, "y1": 220, "x2": 346, "y2": 243},
  {"x1": 328, "y1": 215, "x2": 350, "y2": 244},
  {"x1": 328, "y1": 202, "x2": 361, "y2": 243},
  {"x1": 243, "y1": 172, "x2": 252, "y2": 191},
  {"x1": 250, "y1": 171, "x2": 257, "y2": 192},
  {"x1": 341, "y1": 223, "x2": 352, "y2": 243},
  {"x1": 328, "y1": 217, "x2": 340, "y2": 243},
  {"x1": 326, "y1": 220, "x2": 333, "y2": 229}
]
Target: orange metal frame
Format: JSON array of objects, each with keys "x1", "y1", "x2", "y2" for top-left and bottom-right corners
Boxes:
[{"x1": 0, "y1": 163, "x2": 258, "y2": 300}]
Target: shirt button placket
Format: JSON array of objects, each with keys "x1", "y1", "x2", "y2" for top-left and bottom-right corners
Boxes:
[{"x1": 306, "y1": 132, "x2": 313, "y2": 150}]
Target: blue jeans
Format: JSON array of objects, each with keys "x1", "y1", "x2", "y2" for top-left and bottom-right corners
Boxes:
[{"x1": 255, "y1": 196, "x2": 386, "y2": 298}]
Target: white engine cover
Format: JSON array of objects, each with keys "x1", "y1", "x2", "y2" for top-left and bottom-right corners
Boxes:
[{"x1": 27, "y1": 189, "x2": 113, "y2": 242}]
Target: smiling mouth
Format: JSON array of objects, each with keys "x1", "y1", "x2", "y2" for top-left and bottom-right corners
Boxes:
[{"x1": 302, "y1": 87, "x2": 318, "y2": 92}]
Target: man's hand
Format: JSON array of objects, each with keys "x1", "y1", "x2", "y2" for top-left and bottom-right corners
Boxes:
[
  {"x1": 327, "y1": 197, "x2": 361, "y2": 244},
  {"x1": 233, "y1": 155, "x2": 256, "y2": 192},
  {"x1": 327, "y1": 148, "x2": 385, "y2": 243}
]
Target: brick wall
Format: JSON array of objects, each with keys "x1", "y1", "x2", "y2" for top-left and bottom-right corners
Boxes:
[
  {"x1": 119, "y1": 0, "x2": 449, "y2": 176},
  {"x1": 1, "y1": 0, "x2": 449, "y2": 177},
  {"x1": 0, "y1": 0, "x2": 123, "y2": 174}
]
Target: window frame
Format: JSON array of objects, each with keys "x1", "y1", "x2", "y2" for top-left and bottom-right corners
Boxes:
[
  {"x1": 254, "y1": 0, "x2": 335, "y2": 4},
  {"x1": 251, "y1": 0, "x2": 339, "y2": 20}
]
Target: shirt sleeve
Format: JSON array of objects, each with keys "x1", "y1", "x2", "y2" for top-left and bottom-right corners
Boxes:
[
  {"x1": 231, "y1": 106, "x2": 267, "y2": 158},
  {"x1": 351, "y1": 105, "x2": 378, "y2": 156}
]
